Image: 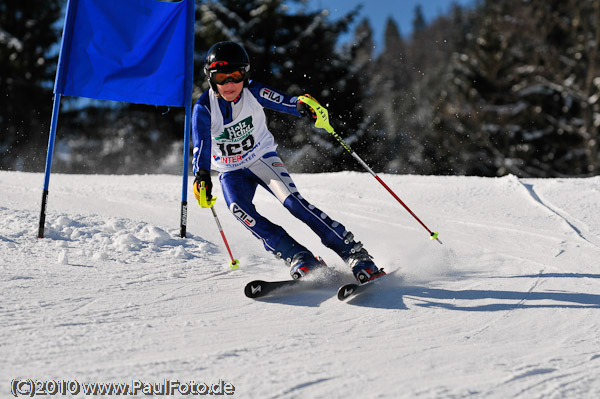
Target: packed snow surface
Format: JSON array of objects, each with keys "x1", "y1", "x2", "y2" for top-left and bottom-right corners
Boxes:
[{"x1": 1, "y1": 171, "x2": 600, "y2": 398}]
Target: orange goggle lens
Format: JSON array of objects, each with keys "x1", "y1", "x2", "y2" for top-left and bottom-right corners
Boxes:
[{"x1": 211, "y1": 69, "x2": 245, "y2": 85}]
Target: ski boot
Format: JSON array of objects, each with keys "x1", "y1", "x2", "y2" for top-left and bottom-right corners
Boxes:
[
  {"x1": 289, "y1": 251, "x2": 326, "y2": 280},
  {"x1": 348, "y1": 248, "x2": 386, "y2": 284},
  {"x1": 342, "y1": 233, "x2": 385, "y2": 284}
]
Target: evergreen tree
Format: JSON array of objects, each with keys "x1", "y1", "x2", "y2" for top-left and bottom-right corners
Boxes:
[
  {"x1": 432, "y1": 0, "x2": 600, "y2": 176},
  {"x1": 352, "y1": 19, "x2": 374, "y2": 68},
  {"x1": 377, "y1": 8, "x2": 469, "y2": 175},
  {"x1": 412, "y1": 5, "x2": 426, "y2": 34},
  {"x1": 0, "y1": 0, "x2": 62, "y2": 171},
  {"x1": 363, "y1": 18, "x2": 423, "y2": 173}
]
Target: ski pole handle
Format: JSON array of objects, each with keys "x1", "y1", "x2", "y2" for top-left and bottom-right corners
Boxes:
[
  {"x1": 194, "y1": 181, "x2": 217, "y2": 208},
  {"x1": 298, "y1": 95, "x2": 353, "y2": 153}
]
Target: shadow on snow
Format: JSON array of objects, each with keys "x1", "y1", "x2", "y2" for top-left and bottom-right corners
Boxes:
[{"x1": 252, "y1": 273, "x2": 600, "y2": 311}]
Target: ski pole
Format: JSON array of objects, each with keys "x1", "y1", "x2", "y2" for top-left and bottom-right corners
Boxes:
[
  {"x1": 209, "y1": 205, "x2": 239, "y2": 269},
  {"x1": 298, "y1": 95, "x2": 442, "y2": 245},
  {"x1": 195, "y1": 181, "x2": 240, "y2": 268}
]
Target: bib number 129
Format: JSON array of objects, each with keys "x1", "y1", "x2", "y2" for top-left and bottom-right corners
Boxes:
[{"x1": 217, "y1": 135, "x2": 255, "y2": 156}]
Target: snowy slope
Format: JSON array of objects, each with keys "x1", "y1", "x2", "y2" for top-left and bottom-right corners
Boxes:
[{"x1": 1, "y1": 171, "x2": 600, "y2": 398}]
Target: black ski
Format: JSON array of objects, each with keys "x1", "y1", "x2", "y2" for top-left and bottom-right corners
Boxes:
[
  {"x1": 245, "y1": 268, "x2": 386, "y2": 300},
  {"x1": 245, "y1": 258, "x2": 339, "y2": 299},
  {"x1": 244, "y1": 279, "x2": 302, "y2": 299},
  {"x1": 337, "y1": 282, "x2": 370, "y2": 300},
  {"x1": 337, "y1": 272, "x2": 387, "y2": 301}
]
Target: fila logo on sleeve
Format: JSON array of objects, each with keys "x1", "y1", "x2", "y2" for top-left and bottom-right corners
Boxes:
[{"x1": 259, "y1": 88, "x2": 283, "y2": 104}]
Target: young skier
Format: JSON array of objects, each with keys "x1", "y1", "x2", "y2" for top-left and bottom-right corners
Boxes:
[{"x1": 192, "y1": 41, "x2": 384, "y2": 284}]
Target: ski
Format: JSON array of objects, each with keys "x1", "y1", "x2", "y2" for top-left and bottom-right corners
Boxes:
[
  {"x1": 244, "y1": 279, "x2": 302, "y2": 299},
  {"x1": 337, "y1": 282, "x2": 371, "y2": 301},
  {"x1": 337, "y1": 271, "x2": 387, "y2": 301},
  {"x1": 245, "y1": 268, "x2": 386, "y2": 300},
  {"x1": 245, "y1": 257, "x2": 338, "y2": 299}
]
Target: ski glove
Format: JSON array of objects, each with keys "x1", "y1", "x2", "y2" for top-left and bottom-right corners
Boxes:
[
  {"x1": 296, "y1": 94, "x2": 318, "y2": 119},
  {"x1": 193, "y1": 169, "x2": 214, "y2": 207}
]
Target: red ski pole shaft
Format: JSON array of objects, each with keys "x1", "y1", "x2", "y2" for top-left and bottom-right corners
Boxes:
[
  {"x1": 375, "y1": 176, "x2": 439, "y2": 240},
  {"x1": 210, "y1": 206, "x2": 239, "y2": 268},
  {"x1": 197, "y1": 181, "x2": 240, "y2": 268},
  {"x1": 349, "y1": 152, "x2": 442, "y2": 244}
]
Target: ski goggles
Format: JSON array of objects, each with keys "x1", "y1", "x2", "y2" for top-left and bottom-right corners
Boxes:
[{"x1": 210, "y1": 68, "x2": 246, "y2": 85}]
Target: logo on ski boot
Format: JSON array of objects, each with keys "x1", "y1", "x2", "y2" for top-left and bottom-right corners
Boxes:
[{"x1": 230, "y1": 203, "x2": 256, "y2": 227}]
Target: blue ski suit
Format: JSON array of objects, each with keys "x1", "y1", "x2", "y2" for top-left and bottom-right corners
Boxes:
[{"x1": 191, "y1": 81, "x2": 353, "y2": 263}]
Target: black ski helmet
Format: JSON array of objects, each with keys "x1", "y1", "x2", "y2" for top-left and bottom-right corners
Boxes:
[{"x1": 204, "y1": 41, "x2": 250, "y2": 91}]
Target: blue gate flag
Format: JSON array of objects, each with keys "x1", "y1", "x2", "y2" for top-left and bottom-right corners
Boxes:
[
  {"x1": 39, "y1": 0, "x2": 195, "y2": 239},
  {"x1": 55, "y1": 0, "x2": 194, "y2": 107}
]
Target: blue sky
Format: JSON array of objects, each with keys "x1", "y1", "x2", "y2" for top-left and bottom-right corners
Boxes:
[{"x1": 305, "y1": 0, "x2": 476, "y2": 50}]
